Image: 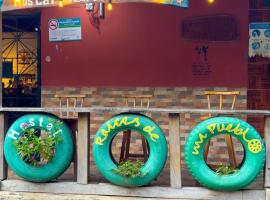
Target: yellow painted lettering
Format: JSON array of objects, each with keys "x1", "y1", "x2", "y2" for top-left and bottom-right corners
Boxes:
[
  {"x1": 119, "y1": 117, "x2": 128, "y2": 126},
  {"x1": 217, "y1": 124, "x2": 226, "y2": 132},
  {"x1": 241, "y1": 128, "x2": 250, "y2": 142},
  {"x1": 192, "y1": 122, "x2": 261, "y2": 154},
  {"x1": 107, "y1": 119, "x2": 119, "y2": 132},
  {"x1": 95, "y1": 137, "x2": 105, "y2": 145},
  {"x1": 229, "y1": 124, "x2": 240, "y2": 134},
  {"x1": 143, "y1": 126, "x2": 159, "y2": 142},
  {"x1": 101, "y1": 129, "x2": 109, "y2": 137},
  {"x1": 96, "y1": 117, "x2": 141, "y2": 145},
  {"x1": 130, "y1": 118, "x2": 140, "y2": 127},
  {"x1": 207, "y1": 124, "x2": 216, "y2": 134},
  {"x1": 192, "y1": 133, "x2": 208, "y2": 155},
  {"x1": 225, "y1": 123, "x2": 233, "y2": 131}
]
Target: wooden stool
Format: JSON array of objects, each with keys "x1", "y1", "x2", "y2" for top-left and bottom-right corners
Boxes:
[
  {"x1": 54, "y1": 94, "x2": 86, "y2": 180},
  {"x1": 119, "y1": 95, "x2": 152, "y2": 163},
  {"x1": 54, "y1": 94, "x2": 86, "y2": 136},
  {"x1": 54, "y1": 94, "x2": 86, "y2": 119},
  {"x1": 200, "y1": 91, "x2": 240, "y2": 168}
]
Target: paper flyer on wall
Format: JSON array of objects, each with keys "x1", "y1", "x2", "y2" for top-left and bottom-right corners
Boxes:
[{"x1": 249, "y1": 23, "x2": 270, "y2": 58}]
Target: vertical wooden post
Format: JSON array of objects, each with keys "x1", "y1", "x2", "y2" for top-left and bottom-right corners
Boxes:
[
  {"x1": 0, "y1": 113, "x2": 8, "y2": 180},
  {"x1": 265, "y1": 116, "x2": 270, "y2": 187},
  {"x1": 0, "y1": 11, "x2": 2, "y2": 107},
  {"x1": 77, "y1": 112, "x2": 90, "y2": 184},
  {"x1": 168, "y1": 113, "x2": 181, "y2": 188},
  {"x1": 0, "y1": 13, "x2": 6, "y2": 180}
]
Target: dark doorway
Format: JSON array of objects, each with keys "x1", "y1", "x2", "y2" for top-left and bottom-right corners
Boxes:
[{"x1": 2, "y1": 13, "x2": 41, "y2": 108}]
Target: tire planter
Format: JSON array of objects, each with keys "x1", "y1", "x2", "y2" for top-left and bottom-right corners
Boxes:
[
  {"x1": 4, "y1": 114, "x2": 74, "y2": 182},
  {"x1": 184, "y1": 117, "x2": 265, "y2": 191},
  {"x1": 93, "y1": 113, "x2": 167, "y2": 187}
]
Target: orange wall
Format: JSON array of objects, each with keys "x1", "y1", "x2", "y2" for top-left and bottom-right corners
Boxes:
[{"x1": 41, "y1": 0, "x2": 248, "y2": 87}]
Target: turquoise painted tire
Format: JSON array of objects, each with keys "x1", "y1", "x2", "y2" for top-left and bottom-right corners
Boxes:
[
  {"x1": 184, "y1": 117, "x2": 265, "y2": 191},
  {"x1": 4, "y1": 114, "x2": 74, "y2": 182},
  {"x1": 93, "y1": 113, "x2": 167, "y2": 187}
]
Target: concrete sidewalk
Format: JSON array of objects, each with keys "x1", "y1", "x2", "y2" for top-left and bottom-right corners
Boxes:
[{"x1": 0, "y1": 191, "x2": 178, "y2": 200}]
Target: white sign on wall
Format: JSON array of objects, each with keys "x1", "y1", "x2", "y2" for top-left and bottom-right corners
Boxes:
[
  {"x1": 249, "y1": 23, "x2": 270, "y2": 58},
  {"x1": 49, "y1": 18, "x2": 82, "y2": 42}
]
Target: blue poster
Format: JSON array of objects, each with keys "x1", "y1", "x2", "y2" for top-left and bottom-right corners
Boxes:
[
  {"x1": 249, "y1": 23, "x2": 270, "y2": 58},
  {"x1": 0, "y1": 0, "x2": 3, "y2": 10},
  {"x1": 169, "y1": 0, "x2": 189, "y2": 8}
]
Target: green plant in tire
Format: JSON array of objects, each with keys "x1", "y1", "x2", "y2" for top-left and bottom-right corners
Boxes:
[
  {"x1": 184, "y1": 117, "x2": 265, "y2": 191},
  {"x1": 93, "y1": 114, "x2": 167, "y2": 187},
  {"x1": 113, "y1": 160, "x2": 144, "y2": 178},
  {"x1": 4, "y1": 114, "x2": 74, "y2": 182},
  {"x1": 13, "y1": 123, "x2": 62, "y2": 166},
  {"x1": 215, "y1": 164, "x2": 239, "y2": 176}
]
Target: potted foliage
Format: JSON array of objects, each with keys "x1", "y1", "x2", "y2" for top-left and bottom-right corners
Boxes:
[
  {"x1": 113, "y1": 160, "x2": 144, "y2": 178},
  {"x1": 215, "y1": 164, "x2": 239, "y2": 175},
  {"x1": 13, "y1": 121, "x2": 62, "y2": 166}
]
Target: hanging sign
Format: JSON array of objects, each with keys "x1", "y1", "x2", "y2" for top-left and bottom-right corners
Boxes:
[
  {"x1": 1, "y1": 0, "x2": 188, "y2": 11},
  {"x1": 171, "y1": 0, "x2": 188, "y2": 7},
  {"x1": 1, "y1": 0, "x2": 58, "y2": 10},
  {"x1": 49, "y1": 18, "x2": 81, "y2": 42},
  {"x1": 249, "y1": 23, "x2": 270, "y2": 58}
]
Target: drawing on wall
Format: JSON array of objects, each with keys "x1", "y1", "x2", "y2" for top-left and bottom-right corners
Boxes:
[{"x1": 192, "y1": 45, "x2": 212, "y2": 78}]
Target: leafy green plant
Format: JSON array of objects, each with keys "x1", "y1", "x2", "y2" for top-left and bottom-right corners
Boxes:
[
  {"x1": 216, "y1": 164, "x2": 239, "y2": 175},
  {"x1": 113, "y1": 160, "x2": 144, "y2": 178},
  {"x1": 13, "y1": 121, "x2": 62, "y2": 166}
]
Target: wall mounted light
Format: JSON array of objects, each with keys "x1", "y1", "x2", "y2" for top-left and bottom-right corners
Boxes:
[
  {"x1": 107, "y1": 0, "x2": 112, "y2": 11},
  {"x1": 58, "y1": 0, "x2": 64, "y2": 7},
  {"x1": 207, "y1": 0, "x2": 215, "y2": 4}
]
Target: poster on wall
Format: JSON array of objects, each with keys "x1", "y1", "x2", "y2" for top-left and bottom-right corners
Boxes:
[
  {"x1": 138, "y1": 0, "x2": 188, "y2": 7},
  {"x1": 249, "y1": 23, "x2": 270, "y2": 58},
  {"x1": 1, "y1": 0, "x2": 188, "y2": 11},
  {"x1": 49, "y1": 18, "x2": 82, "y2": 42}
]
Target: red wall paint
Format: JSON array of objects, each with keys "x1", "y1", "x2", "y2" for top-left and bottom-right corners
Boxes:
[{"x1": 41, "y1": 1, "x2": 248, "y2": 87}]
